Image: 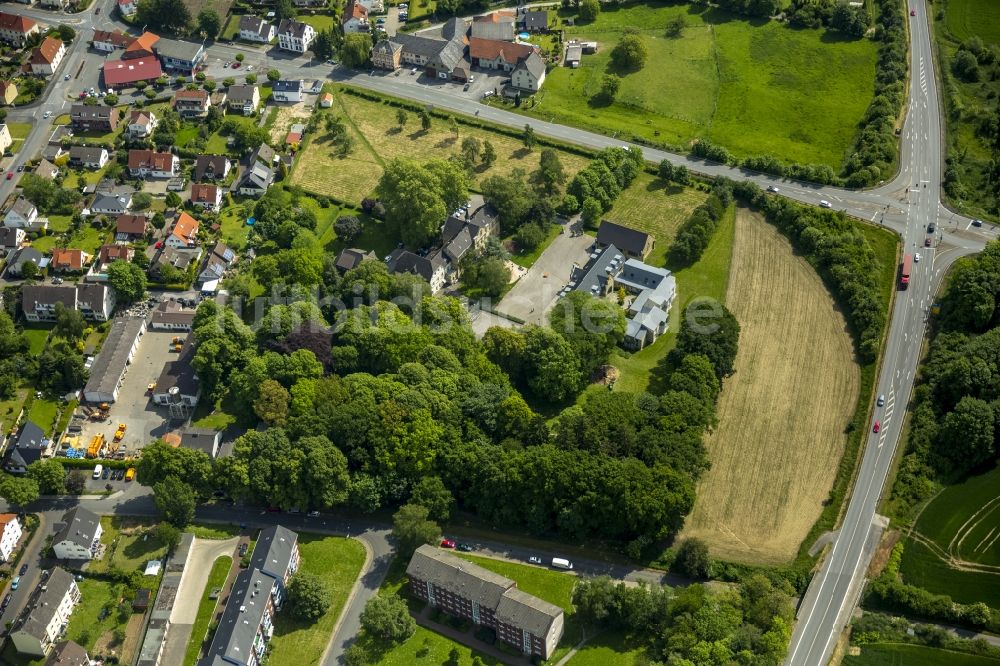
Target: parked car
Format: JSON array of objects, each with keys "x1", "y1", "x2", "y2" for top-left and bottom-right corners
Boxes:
[
  {"x1": 456, "y1": 543, "x2": 473, "y2": 552},
  {"x1": 11, "y1": 577, "x2": 19, "y2": 590},
  {"x1": 238, "y1": 543, "x2": 248, "y2": 557},
  {"x1": 18, "y1": 564, "x2": 28, "y2": 576},
  {"x1": 972, "y1": 219, "x2": 983, "y2": 227},
  {"x1": 528, "y1": 556, "x2": 542, "y2": 564},
  {"x1": 40, "y1": 570, "x2": 50, "y2": 581},
  {"x1": 102, "y1": 467, "x2": 110, "y2": 479},
  {"x1": 232, "y1": 62, "x2": 241, "y2": 69},
  {"x1": 307, "y1": 510, "x2": 320, "y2": 517},
  {"x1": 1, "y1": 593, "x2": 10, "y2": 610},
  {"x1": 440, "y1": 539, "x2": 456, "y2": 549},
  {"x1": 873, "y1": 420, "x2": 881, "y2": 433},
  {"x1": 63, "y1": 73, "x2": 70, "y2": 80},
  {"x1": 16, "y1": 165, "x2": 23, "y2": 172}
]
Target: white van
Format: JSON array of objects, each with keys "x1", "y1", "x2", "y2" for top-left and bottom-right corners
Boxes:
[
  {"x1": 551, "y1": 557, "x2": 573, "y2": 570},
  {"x1": 92, "y1": 464, "x2": 103, "y2": 479}
]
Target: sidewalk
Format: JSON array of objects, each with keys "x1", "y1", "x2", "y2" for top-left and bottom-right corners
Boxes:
[{"x1": 412, "y1": 606, "x2": 528, "y2": 666}]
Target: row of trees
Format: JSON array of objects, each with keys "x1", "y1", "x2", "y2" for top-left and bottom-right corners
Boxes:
[
  {"x1": 566, "y1": 146, "x2": 644, "y2": 226},
  {"x1": 572, "y1": 573, "x2": 794, "y2": 664},
  {"x1": 668, "y1": 179, "x2": 733, "y2": 267}
]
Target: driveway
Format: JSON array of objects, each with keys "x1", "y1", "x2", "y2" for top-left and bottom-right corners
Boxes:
[
  {"x1": 496, "y1": 223, "x2": 592, "y2": 325},
  {"x1": 161, "y1": 536, "x2": 238, "y2": 666}
]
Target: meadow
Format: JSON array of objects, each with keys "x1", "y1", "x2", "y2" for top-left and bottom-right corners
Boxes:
[
  {"x1": 681, "y1": 210, "x2": 859, "y2": 564},
  {"x1": 944, "y1": 0, "x2": 1000, "y2": 44},
  {"x1": 843, "y1": 643, "x2": 1000, "y2": 665},
  {"x1": 900, "y1": 465, "x2": 1000, "y2": 606},
  {"x1": 289, "y1": 88, "x2": 591, "y2": 203},
  {"x1": 515, "y1": 2, "x2": 878, "y2": 168}
]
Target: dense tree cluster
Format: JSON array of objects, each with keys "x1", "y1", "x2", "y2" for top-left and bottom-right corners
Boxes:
[
  {"x1": 712, "y1": 0, "x2": 780, "y2": 19},
  {"x1": 377, "y1": 158, "x2": 469, "y2": 248},
  {"x1": 565, "y1": 146, "x2": 644, "y2": 223},
  {"x1": 892, "y1": 242, "x2": 1000, "y2": 510},
  {"x1": 19, "y1": 174, "x2": 82, "y2": 215},
  {"x1": 786, "y1": 0, "x2": 870, "y2": 36},
  {"x1": 136, "y1": 0, "x2": 191, "y2": 34},
  {"x1": 609, "y1": 30, "x2": 648, "y2": 72},
  {"x1": 669, "y1": 180, "x2": 733, "y2": 266},
  {"x1": 572, "y1": 574, "x2": 794, "y2": 664}
]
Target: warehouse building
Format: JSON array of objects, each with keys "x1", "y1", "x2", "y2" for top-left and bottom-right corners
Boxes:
[{"x1": 82, "y1": 317, "x2": 146, "y2": 403}]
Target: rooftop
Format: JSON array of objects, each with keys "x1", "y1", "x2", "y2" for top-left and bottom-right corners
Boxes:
[{"x1": 82, "y1": 317, "x2": 145, "y2": 400}]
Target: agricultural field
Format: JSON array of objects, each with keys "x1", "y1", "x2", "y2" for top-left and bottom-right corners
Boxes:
[
  {"x1": 843, "y1": 643, "x2": 1000, "y2": 665},
  {"x1": 900, "y1": 465, "x2": 1000, "y2": 606},
  {"x1": 681, "y1": 209, "x2": 860, "y2": 564},
  {"x1": 515, "y1": 3, "x2": 877, "y2": 168},
  {"x1": 944, "y1": 0, "x2": 1000, "y2": 44},
  {"x1": 289, "y1": 88, "x2": 591, "y2": 202}
]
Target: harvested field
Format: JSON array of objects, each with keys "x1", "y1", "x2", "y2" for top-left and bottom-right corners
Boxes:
[
  {"x1": 290, "y1": 88, "x2": 590, "y2": 201},
  {"x1": 681, "y1": 209, "x2": 860, "y2": 564}
]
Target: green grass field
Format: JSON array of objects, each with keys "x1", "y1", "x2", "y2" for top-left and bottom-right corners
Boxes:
[
  {"x1": 843, "y1": 643, "x2": 1000, "y2": 665},
  {"x1": 184, "y1": 555, "x2": 233, "y2": 666},
  {"x1": 26, "y1": 398, "x2": 59, "y2": 433},
  {"x1": 604, "y1": 203, "x2": 736, "y2": 394},
  {"x1": 65, "y1": 577, "x2": 133, "y2": 652},
  {"x1": 514, "y1": 3, "x2": 877, "y2": 169},
  {"x1": 945, "y1": 0, "x2": 1000, "y2": 44},
  {"x1": 565, "y1": 630, "x2": 645, "y2": 665},
  {"x1": 296, "y1": 13, "x2": 335, "y2": 32},
  {"x1": 91, "y1": 517, "x2": 170, "y2": 573},
  {"x1": 370, "y1": 627, "x2": 502, "y2": 666},
  {"x1": 268, "y1": 535, "x2": 367, "y2": 665},
  {"x1": 22, "y1": 327, "x2": 50, "y2": 355},
  {"x1": 900, "y1": 465, "x2": 1000, "y2": 606},
  {"x1": 6, "y1": 123, "x2": 31, "y2": 153}
]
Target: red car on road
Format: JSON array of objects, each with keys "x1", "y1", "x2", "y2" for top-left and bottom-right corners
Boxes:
[
  {"x1": 440, "y1": 539, "x2": 456, "y2": 549},
  {"x1": 873, "y1": 420, "x2": 881, "y2": 433},
  {"x1": 910, "y1": 9, "x2": 916, "y2": 16},
  {"x1": 5, "y1": 173, "x2": 11, "y2": 180},
  {"x1": 232, "y1": 62, "x2": 241, "y2": 68}
]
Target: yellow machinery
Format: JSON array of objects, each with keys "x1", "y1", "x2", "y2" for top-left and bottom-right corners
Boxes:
[{"x1": 86, "y1": 434, "x2": 105, "y2": 458}]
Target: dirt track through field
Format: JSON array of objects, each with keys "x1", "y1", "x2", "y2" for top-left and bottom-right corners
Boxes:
[{"x1": 681, "y1": 209, "x2": 859, "y2": 564}]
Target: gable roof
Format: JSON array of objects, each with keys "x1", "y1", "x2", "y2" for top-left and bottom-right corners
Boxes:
[
  {"x1": 407, "y1": 544, "x2": 514, "y2": 609},
  {"x1": 35, "y1": 158, "x2": 60, "y2": 180},
  {"x1": 99, "y1": 244, "x2": 132, "y2": 263},
  {"x1": 469, "y1": 37, "x2": 534, "y2": 63},
  {"x1": 154, "y1": 37, "x2": 202, "y2": 62},
  {"x1": 92, "y1": 190, "x2": 133, "y2": 211},
  {"x1": 373, "y1": 40, "x2": 402, "y2": 57},
  {"x1": 344, "y1": 0, "x2": 367, "y2": 21},
  {"x1": 191, "y1": 183, "x2": 220, "y2": 204},
  {"x1": 171, "y1": 211, "x2": 199, "y2": 242},
  {"x1": 69, "y1": 145, "x2": 106, "y2": 162},
  {"x1": 495, "y1": 587, "x2": 563, "y2": 638},
  {"x1": 179, "y1": 427, "x2": 219, "y2": 455},
  {"x1": 273, "y1": 79, "x2": 301, "y2": 93},
  {"x1": 239, "y1": 15, "x2": 271, "y2": 36},
  {"x1": 240, "y1": 162, "x2": 273, "y2": 190},
  {"x1": 128, "y1": 110, "x2": 155, "y2": 125},
  {"x1": 44, "y1": 640, "x2": 91, "y2": 666},
  {"x1": 0, "y1": 12, "x2": 36, "y2": 34},
  {"x1": 0, "y1": 226, "x2": 23, "y2": 248},
  {"x1": 514, "y1": 51, "x2": 545, "y2": 80},
  {"x1": 522, "y1": 10, "x2": 548, "y2": 29},
  {"x1": 103, "y1": 58, "x2": 162, "y2": 86},
  {"x1": 199, "y1": 569, "x2": 275, "y2": 666},
  {"x1": 9, "y1": 197, "x2": 36, "y2": 218},
  {"x1": 595, "y1": 220, "x2": 650, "y2": 257},
  {"x1": 174, "y1": 88, "x2": 208, "y2": 103},
  {"x1": 14, "y1": 568, "x2": 75, "y2": 642},
  {"x1": 334, "y1": 248, "x2": 375, "y2": 272},
  {"x1": 194, "y1": 154, "x2": 229, "y2": 181},
  {"x1": 249, "y1": 525, "x2": 298, "y2": 580},
  {"x1": 51, "y1": 248, "x2": 88, "y2": 270},
  {"x1": 71, "y1": 104, "x2": 114, "y2": 121},
  {"x1": 277, "y1": 18, "x2": 312, "y2": 38},
  {"x1": 30, "y1": 37, "x2": 63, "y2": 66},
  {"x1": 124, "y1": 31, "x2": 159, "y2": 57},
  {"x1": 92, "y1": 29, "x2": 130, "y2": 47},
  {"x1": 387, "y1": 248, "x2": 445, "y2": 283},
  {"x1": 53, "y1": 506, "x2": 100, "y2": 549},
  {"x1": 21, "y1": 284, "x2": 76, "y2": 314},
  {"x1": 227, "y1": 84, "x2": 257, "y2": 104},
  {"x1": 473, "y1": 10, "x2": 515, "y2": 23},
  {"x1": 129, "y1": 149, "x2": 176, "y2": 171}
]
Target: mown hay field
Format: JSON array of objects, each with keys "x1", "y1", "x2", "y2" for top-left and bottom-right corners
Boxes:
[{"x1": 681, "y1": 209, "x2": 860, "y2": 564}]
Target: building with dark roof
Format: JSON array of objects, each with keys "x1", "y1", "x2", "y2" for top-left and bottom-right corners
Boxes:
[
  {"x1": 5, "y1": 246, "x2": 43, "y2": 277},
  {"x1": 68, "y1": 145, "x2": 109, "y2": 169},
  {"x1": 595, "y1": 220, "x2": 654, "y2": 259},
  {"x1": 395, "y1": 32, "x2": 469, "y2": 80},
  {"x1": 386, "y1": 248, "x2": 447, "y2": 294},
  {"x1": 180, "y1": 427, "x2": 221, "y2": 458},
  {"x1": 70, "y1": 104, "x2": 118, "y2": 132},
  {"x1": 198, "y1": 568, "x2": 276, "y2": 666},
  {"x1": 3, "y1": 420, "x2": 49, "y2": 473},
  {"x1": 407, "y1": 545, "x2": 564, "y2": 659},
  {"x1": 249, "y1": 525, "x2": 300, "y2": 605},
  {"x1": 10, "y1": 568, "x2": 80, "y2": 657},
  {"x1": 82, "y1": 317, "x2": 146, "y2": 403},
  {"x1": 152, "y1": 337, "x2": 201, "y2": 409},
  {"x1": 239, "y1": 15, "x2": 275, "y2": 43},
  {"x1": 43, "y1": 640, "x2": 90, "y2": 666},
  {"x1": 52, "y1": 506, "x2": 102, "y2": 560},
  {"x1": 154, "y1": 37, "x2": 205, "y2": 74},
  {"x1": 511, "y1": 51, "x2": 546, "y2": 92},
  {"x1": 334, "y1": 248, "x2": 376, "y2": 273},
  {"x1": 521, "y1": 9, "x2": 548, "y2": 32},
  {"x1": 194, "y1": 154, "x2": 231, "y2": 182},
  {"x1": 276, "y1": 18, "x2": 315, "y2": 53}
]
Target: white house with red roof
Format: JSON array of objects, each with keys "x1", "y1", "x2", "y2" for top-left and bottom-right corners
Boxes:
[
  {"x1": 166, "y1": 212, "x2": 199, "y2": 249},
  {"x1": 0, "y1": 12, "x2": 39, "y2": 46},
  {"x1": 29, "y1": 37, "x2": 65, "y2": 77}
]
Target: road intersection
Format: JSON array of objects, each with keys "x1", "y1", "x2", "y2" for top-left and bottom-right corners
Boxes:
[{"x1": 0, "y1": 1, "x2": 993, "y2": 663}]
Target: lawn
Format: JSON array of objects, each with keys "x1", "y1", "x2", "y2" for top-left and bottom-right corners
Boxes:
[
  {"x1": 505, "y1": 221, "x2": 561, "y2": 269},
  {"x1": 843, "y1": 643, "x2": 1000, "y2": 665},
  {"x1": 602, "y1": 203, "x2": 735, "y2": 395},
  {"x1": 6, "y1": 122, "x2": 31, "y2": 153},
  {"x1": 514, "y1": 2, "x2": 877, "y2": 169},
  {"x1": 22, "y1": 327, "x2": 50, "y2": 355},
  {"x1": 33, "y1": 224, "x2": 110, "y2": 255},
  {"x1": 65, "y1": 577, "x2": 133, "y2": 652},
  {"x1": 681, "y1": 209, "x2": 860, "y2": 564},
  {"x1": 297, "y1": 13, "x2": 335, "y2": 32},
  {"x1": 26, "y1": 397, "x2": 59, "y2": 433},
  {"x1": 368, "y1": 627, "x2": 503, "y2": 666},
  {"x1": 565, "y1": 630, "x2": 645, "y2": 665},
  {"x1": 899, "y1": 465, "x2": 1000, "y2": 606},
  {"x1": 290, "y1": 87, "x2": 591, "y2": 204},
  {"x1": 268, "y1": 535, "x2": 366, "y2": 665},
  {"x1": 183, "y1": 555, "x2": 233, "y2": 666},
  {"x1": 607, "y1": 175, "x2": 710, "y2": 266},
  {"x1": 90, "y1": 517, "x2": 169, "y2": 574},
  {"x1": 63, "y1": 168, "x2": 107, "y2": 190}
]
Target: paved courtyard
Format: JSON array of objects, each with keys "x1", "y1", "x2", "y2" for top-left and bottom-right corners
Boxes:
[
  {"x1": 75, "y1": 329, "x2": 190, "y2": 454},
  {"x1": 496, "y1": 223, "x2": 594, "y2": 326}
]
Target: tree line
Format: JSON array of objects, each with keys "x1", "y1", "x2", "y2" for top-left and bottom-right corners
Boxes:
[{"x1": 667, "y1": 175, "x2": 734, "y2": 267}]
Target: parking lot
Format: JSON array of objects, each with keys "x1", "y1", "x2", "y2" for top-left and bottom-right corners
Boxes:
[
  {"x1": 496, "y1": 222, "x2": 593, "y2": 325},
  {"x1": 73, "y1": 330, "x2": 190, "y2": 456}
]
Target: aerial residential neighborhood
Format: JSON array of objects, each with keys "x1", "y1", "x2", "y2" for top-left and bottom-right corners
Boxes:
[{"x1": 0, "y1": 0, "x2": 994, "y2": 665}]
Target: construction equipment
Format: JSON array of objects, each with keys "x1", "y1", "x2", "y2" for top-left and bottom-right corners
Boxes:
[
  {"x1": 113, "y1": 423, "x2": 126, "y2": 442},
  {"x1": 173, "y1": 343, "x2": 182, "y2": 352},
  {"x1": 86, "y1": 434, "x2": 105, "y2": 459}
]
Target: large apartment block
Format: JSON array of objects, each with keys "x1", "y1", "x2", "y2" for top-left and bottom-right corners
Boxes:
[
  {"x1": 10, "y1": 568, "x2": 80, "y2": 657},
  {"x1": 406, "y1": 545, "x2": 564, "y2": 659}
]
